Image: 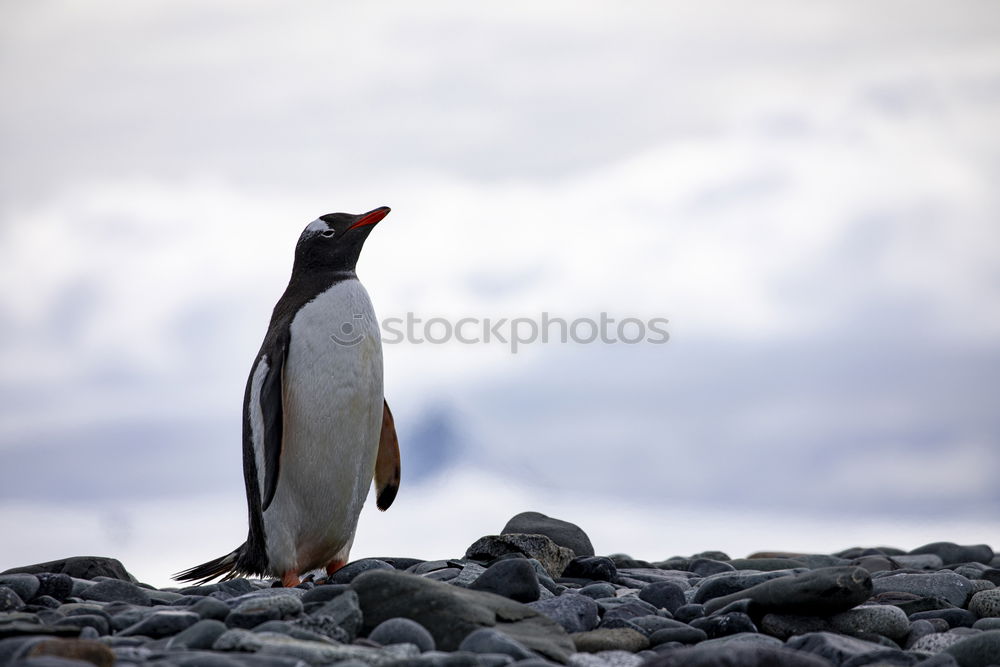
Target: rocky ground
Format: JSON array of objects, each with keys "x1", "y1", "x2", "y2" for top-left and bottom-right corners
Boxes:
[{"x1": 1, "y1": 511, "x2": 999, "y2": 667}]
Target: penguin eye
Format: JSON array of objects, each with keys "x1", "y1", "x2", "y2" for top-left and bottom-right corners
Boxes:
[{"x1": 321, "y1": 230, "x2": 335, "y2": 238}]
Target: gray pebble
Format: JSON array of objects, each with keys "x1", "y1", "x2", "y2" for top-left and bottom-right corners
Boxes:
[
  {"x1": 79, "y1": 580, "x2": 151, "y2": 606},
  {"x1": 459, "y1": 628, "x2": 538, "y2": 660},
  {"x1": 118, "y1": 610, "x2": 201, "y2": 638},
  {"x1": 368, "y1": 617, "x2": 436, "y2": 652}
]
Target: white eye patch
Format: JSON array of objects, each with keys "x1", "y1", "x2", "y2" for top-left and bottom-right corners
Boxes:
[
  {"x1": 321, "y1": 230, "x2": 335, "y2": 238},
  {"x1": 305, "y1": 218, "x2": 328, "y2": 233}
]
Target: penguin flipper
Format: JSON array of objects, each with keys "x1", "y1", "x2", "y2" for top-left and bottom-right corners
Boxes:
[
  {"x1": 260, "y1": 342, "x2": 288, "y2": 512},
  {"x1": 374, "y1": 399, "x2": 400, "y2": 511}
]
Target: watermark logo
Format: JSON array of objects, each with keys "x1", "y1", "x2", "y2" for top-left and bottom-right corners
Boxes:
[{"x1": 331, "y1": 312, "x2": 669, "y2": 353}]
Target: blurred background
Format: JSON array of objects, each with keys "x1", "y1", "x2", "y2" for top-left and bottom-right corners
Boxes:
[{"x1": 2, "y1": 1, "x2": 998, "y2": 587}]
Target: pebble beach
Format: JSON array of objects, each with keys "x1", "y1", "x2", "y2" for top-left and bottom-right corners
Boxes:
[{"x1": 2, "y1": 511, "x2": 998, "y2": 667}]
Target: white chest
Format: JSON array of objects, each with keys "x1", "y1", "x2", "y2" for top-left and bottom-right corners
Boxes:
[{"x1": 261, "y1": 279, "x2": 384, "y2": 572}]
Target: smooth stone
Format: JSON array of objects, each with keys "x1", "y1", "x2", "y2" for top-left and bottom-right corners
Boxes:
[
  {"x1": 563, "y1": 557, "x2": 617, "y2": 583},
  {"x1": 910, "y1": 609, "x2": 978, "y2": 628},
  {"x1": 52, "y1": 614, "x2": 110, "y2": 636},
  {"x1": 971, "y1": 618, "x2": 1000, "y2": 630},
  {"x1": 968, "y1": 589, "x2": 1000, "y2": 618},
  {"x1": 942, "y1": 629, "x2": 1000, "y2": 667},
  {"x1": 369, "y1": 617, "x2": 436, "y2": 652},
  {"x1": 460, "y1": 628, "x2": 538, "y2": 660},
  {"x1": 673, "y1": 604, "x2": 705, "y2": 623},
  {"x1": 910, "y1": 543, "x2": 994, "y2": 566},
  {"x1": 527, "y1": 594, "x2": 600, "y2": 633},
  {"x1": 638, "y1": 582, "x2": 686, "y2": 614},
  {"x1": 467, "y1": 534, "x2": 575, "y2": 579},
  {"x1": 352, "y1": 569, "x2": 573, "y2": 662},
  {"x1": 893, "y1": 555, "x2": 945, "y2": 571},
  {"x1": 0, "y1": 587, "x2": 24, "y2": 612},
  {"x1": 501, "y1": 511, "x2": 595, "y2": 558},
  {"x1": 24, "y1": 638, "x2": 115, "y2": 667},
  {"x1": 852, "y1": 556, "x2": 899, "y2": 574},
  {"x1": 166, "y1": 618, "x2": 229, "y2": 649},
  {"x1": 692, "y1": 570, "x2": 802, "y2": 604},
  {"x1": 873, "y1": 573, "x2": 975, "y2": 608},
  {"x1": 301, "y1": 584, "x2": 350, "y2": 605},
  {"x1": 1, "y1": 557, "x2": 135, "y2": 582},
  {"x1": 702, "y1": 567, "x2": 872, "y2": 616},
  {"x1": 786, "y1": 631, "x2": 890, "y2": 663},
  {"x1": 648, "y1": 625, "x2": 708, "y2": 645},
  {"x1": 760, "y1": 613, "x2": 832, "y2": 640},
  {"x1": 118, "y1": 610, "x2": 200, "y2": 638},
  {"x1": 470, "y1": 559, "x2": 541, "y2": 603},
  {"x1": 225, "y1": 608, "x2": 280, "y2": 630},
  {"x1": 689, "y1": 612, "x2": 757, "y2": 638},
  {"x1": 79, "y1": 580, "x2": 151, "y2": 606},
  {"x1": 147, "y1": 590, "x2": 185, "y2": 605},
  {"x1": 191, "y1": 596, "x2": 232, "y2": 621},
  {"x1": 831, "y1": 605, "x2": 910, "y2": 641},
  {"x1": 599, "y1": 600, "x2": 659, "y2": 625},
  {"x1": 641, "y1": 641, "x2": 832, "y2": 666},
  {"x1": 329, "y1": 559, "x2": 395, "y2": 585},
  {"x1": 571, "y1": 628, "x2": 648, "y2": 653},
  {"x1": 568, "y1": 650, "x2": 644, "y2": 667},
  {"x1": 0, "y1": 575, "x2": 40, "y2": 602},
  {"x1": 688, "y1": 559, "x2": 735, "y2": 577}
]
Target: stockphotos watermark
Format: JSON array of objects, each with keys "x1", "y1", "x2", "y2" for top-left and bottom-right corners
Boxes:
[{"x1": 331, "y1": 312, "x2": 670, "y2": 354}]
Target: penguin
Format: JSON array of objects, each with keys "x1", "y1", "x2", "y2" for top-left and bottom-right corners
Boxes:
[{"x1": 175, "y1": 206, "x2": 400, "y2": 587}]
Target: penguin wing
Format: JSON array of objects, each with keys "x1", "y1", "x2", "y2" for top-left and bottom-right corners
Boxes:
[
  {"x1": 374, "y1": 399, "x2": 400, "y2": 511},
  {"x1": 258, "y1": 342, "x2": 287, "y2": 512}
]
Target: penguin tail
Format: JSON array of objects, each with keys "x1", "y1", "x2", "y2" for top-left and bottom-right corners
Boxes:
[{"x1": 173, "y1": 544, "x2": 246, "y2": 585}]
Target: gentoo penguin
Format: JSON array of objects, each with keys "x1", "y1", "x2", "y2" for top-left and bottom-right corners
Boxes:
[{"x1": 175, "y1": 206, "x2": 400, "y2": 587}]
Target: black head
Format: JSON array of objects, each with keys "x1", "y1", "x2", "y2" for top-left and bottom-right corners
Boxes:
[{"x1": 292, "y1": 206, "x2": 390, "y2": 274}]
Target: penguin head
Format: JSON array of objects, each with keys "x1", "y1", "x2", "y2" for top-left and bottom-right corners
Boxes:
[{"x1": 293, "y1": 206, "x2": 390, "y2": 273}]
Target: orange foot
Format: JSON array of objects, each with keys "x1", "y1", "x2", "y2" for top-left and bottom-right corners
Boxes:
[
  {"x1": 326, "y1": 559, "x2": 347, "y2": 576},
  {"x1": 281, "y1": 571, "x2": 300, "y2": 588}
]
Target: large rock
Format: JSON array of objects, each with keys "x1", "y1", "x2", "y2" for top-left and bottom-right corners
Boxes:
[
  {"x1": 1, "y1": 557, "x2": 135, "y2": 582},
  {"x1": 502, "y1": 511, "x2": 595, "y2": 557},
  {"x1": 351, "y1": 569, "x2": 574, "y2": 663},
  {"x1": 702, "y1": 567, "x2": 872, "y2": 616},
  {"x1": 469, "y1": 558, "x2": 541, "y2": 603},
  {"x1": 466, "y1": 534, "x2": 575, "y2": 578}
]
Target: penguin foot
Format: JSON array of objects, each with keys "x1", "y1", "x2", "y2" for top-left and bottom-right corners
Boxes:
[
  {"x1": 325, "y1": 559, "x2": 347, "y2": 576},
  {"x1": 281, "y1": 571, "x2": 300, "y2": 588}
]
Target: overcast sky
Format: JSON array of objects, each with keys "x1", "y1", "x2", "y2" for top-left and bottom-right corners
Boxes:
[{"x1": 2, "y1": 1, "x2": 999, "y2": 584}]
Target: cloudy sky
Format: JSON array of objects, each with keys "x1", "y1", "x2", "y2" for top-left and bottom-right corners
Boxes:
[{"x1": 2, "y1": 1, "x2": 999, "y2": 585}]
